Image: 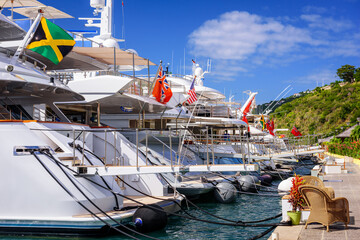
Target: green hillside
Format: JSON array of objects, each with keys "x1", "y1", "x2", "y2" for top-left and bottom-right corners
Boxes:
[{"x1": 272, "y1": 82, "x2": 360, "y2": 137}]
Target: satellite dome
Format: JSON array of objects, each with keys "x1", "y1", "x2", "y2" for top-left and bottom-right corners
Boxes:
[
  {"x1": 103, "y1": 38, "x2": 119, "y2": 48},
  {"x1": 125, "y1": 49, "x2": 139, "y2": 56}
]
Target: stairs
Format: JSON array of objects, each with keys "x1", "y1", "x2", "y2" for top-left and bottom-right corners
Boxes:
[{"x1": 0, "y1": 105, "x2": 11, "y2": 120}]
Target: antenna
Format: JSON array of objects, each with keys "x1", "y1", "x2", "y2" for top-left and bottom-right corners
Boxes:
[
  {"x1": 183, "y1": 48, "x2": 186, "y2": 75},
  {"x1": 171, "y1": 50, "x2": 174, "y2": 73},
  {"x1": 79, "y1": 0, "x2": 124, "y2": 46},
  {"x1": 206, "y1": 59, "x2": 212, "y2": 73},
  {"x1": 121, "y1": 0, "x2": 125, "y2": 42}
]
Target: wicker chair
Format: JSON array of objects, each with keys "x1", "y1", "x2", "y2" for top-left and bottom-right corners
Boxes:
[
  {"x1": 302, "y1": 176, "x2": 335, "y2": 198},
  {"x1": 299, "y1": 185, "x2": 349, "y2": 232}
]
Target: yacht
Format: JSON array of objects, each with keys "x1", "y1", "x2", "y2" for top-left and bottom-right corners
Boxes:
[
  {"x1": 0, "y1": 3, "x2": 184, "y2": 236},
  {"x1": 50, "y1": 0, "x2": 260, "y2": 199}
]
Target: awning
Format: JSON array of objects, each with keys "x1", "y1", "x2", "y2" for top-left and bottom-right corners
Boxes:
[
  {"x1": 72, "y1": 47, "x2": 156, "y2": 66},
  {"x1": 12, "y1": 6, "x2": 73, "y2": 19},
  {"x1": 24, "y1": 49, "x2": 109, "y2": 71},
  {"x1": 0, "y1": 0, "x2": 44, "y2": 8},
  {"x1": 55, "y1": 93, "x2": 169, "y2": 115}
]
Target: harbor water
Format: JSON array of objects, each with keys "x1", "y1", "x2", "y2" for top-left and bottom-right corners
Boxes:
[{"x1": 0, "y1": 160, "x2": 313, "y2": 240}]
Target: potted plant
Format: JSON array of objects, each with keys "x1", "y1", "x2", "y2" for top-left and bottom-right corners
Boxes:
[{"x1": 287, "y1": 174, "x2": 305, "y2": 225}]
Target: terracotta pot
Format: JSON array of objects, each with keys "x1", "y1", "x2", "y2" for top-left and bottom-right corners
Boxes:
[{"x1": 287, "y1": 211, "x2": 301, "y2": 225}]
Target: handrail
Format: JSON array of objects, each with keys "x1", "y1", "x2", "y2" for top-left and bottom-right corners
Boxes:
[
  {"x1": 68, "y1": 31, "x2": 104, "y2": 48},
  {"x1": 33, "y1": 106, "x2": 58, "y2": 122},
  {"x1": 150, "y1": 133, "x2": 177, "y2": 155},
  {"x1": 31, "y1": 125, "x2": 320, "y2": 161},
  {"x1": 0, "y1": 46, "x2": 47, "y2": 71},
  {"x1": 136, "y1": 73, "x2": 194, "y2": 81},
  {"x1": 3, "y1": 97, "x2": 32, "y2": 120}
]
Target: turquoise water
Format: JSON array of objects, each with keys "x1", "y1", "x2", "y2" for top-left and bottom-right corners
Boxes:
[
  {"x1": 0, "y1": 161, "x2": 313, "y2": 240},
  {"x1": 2, "y1": 190, "x2": 282, "y2": 240},
  {"x1": 0, "y1": 188, "x2": 281, "y2": 240},
  {"x1": 148, "y1": 193, "x2": 282, "y2": 240}
]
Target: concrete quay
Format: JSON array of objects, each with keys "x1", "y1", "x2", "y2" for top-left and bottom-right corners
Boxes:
[{"x1": 269, "y1": 161, "x2": 360, "y2": 240}]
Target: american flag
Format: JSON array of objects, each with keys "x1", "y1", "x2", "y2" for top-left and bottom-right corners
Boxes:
[{"x1": 187, "y1": 76, "x2": 198, "y2": 104}]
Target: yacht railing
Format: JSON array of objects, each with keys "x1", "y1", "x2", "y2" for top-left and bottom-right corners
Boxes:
[
  {"x1": 50, "y1": 69, "x2": 152, "y2": 97},
  {"x1": 186, "y1": 105, "x2": 238, "y2": 118},
  {"x1": 69, "y1": 31, "x2": 104, "y2": 48},
  {"x1": 31, "y1": 127, "x2": 253, "y2": 169},
  {"x1": 33, "y1": 106, "x2": 59, "y2": 122},
  {"x1": 0, "y1": 46, "x2": 47, "y2": 71},
  {"x1": 50, "y1": 72, "x2": 74, "y2": 85},
  {"x1": 29, "y1": 126, "x2": 322, "y2": 172},
  {"x1": 136, "y1": 73, "x2": 194, "y2": 81},
  {"x1": 0, "y1": 103, "x2": 12, "y2": 120},
  {"x1": 182, "y1": 129, "x2": 321, "y2": 158},
  {"x1": 0, "y1": 98, "x2": 32, "y2": 120}
]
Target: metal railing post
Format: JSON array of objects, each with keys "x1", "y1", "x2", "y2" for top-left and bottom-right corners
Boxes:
[
  {"x1": 72, "y1": 129, "x2": 75, "y2": 165},
  {"x1": 206, "y1": 126, "x2": 209, "y2": 167},
  {"x1": 136, "y1": 128, "x2": 139, "y2": 168},
  {"x1": 145, "y1": 130, "x2": 148, "y2": 165},
  {"x1": 247, "y1": 132, "x2": 250, "y2": 163},
  {"x1": 211, "y1": 127, "x2": 214, "y2": 165},
  {"x1": 114, "y1": 131, "x2": 116, "y2": 166},
  {"x1": 169, "y1": 128, "x2": 173, "y2": 168},
  {"x1": 82, "y1": 130, "x2": 85, "y2": 165},
  {"x1": 163, "y1": 144, "x2": 165, "y2": 161},
  {"x1": 240, "y1": 127, "x2": 244, "y2": 163},
  {"x1": 104, "y1": 129, "x2": 107, "y2": 164}
]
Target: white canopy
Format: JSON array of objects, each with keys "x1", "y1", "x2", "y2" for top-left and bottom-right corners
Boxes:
[
  {"x1": 13, "y1": 6, "x2": 73, "y2": 19},
  {"x1": 0, "y1": 0, "x2": 44, "y2": 8},
  {"x1": 72, "y1": 47, "x2": 155, "y2": 66}
]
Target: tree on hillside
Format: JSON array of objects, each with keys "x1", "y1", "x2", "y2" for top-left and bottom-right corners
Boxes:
[
  {"x1": 337, "y1": 65, "x2": 356, "y2": 83},
  {"x1": 350, "y1": 125, "x2": 360, "y2": 141},
  {"x1": 354, "y1": 67, "x2": 360, "y2": 82}
]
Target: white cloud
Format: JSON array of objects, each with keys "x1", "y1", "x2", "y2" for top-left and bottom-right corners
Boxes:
[
  {"x1": 188, "y1": 11, "x2": 359, "y2": 84},
  {"x1": 188, "y1": 11, "x2": 318, "y2": 61},
  {"x1": 208, "y1": 60, "x2": 248, "y2": 82},
  {"x1": 302, "y1": 6, "x2": 327, "y2": 14},
  {"x1": 293, "y1": 69, "x2": 338, "y2": 85},
  {"x1": 300, "y1": 14, "x2": 353, "y2": 32}
]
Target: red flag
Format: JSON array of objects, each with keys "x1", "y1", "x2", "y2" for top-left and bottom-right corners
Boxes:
[
  {"x1": 122, "y1": 1, "x2": 124, "y2": 6},
  {"x1": 152, "y1": 66, "x2": 172, "y2": 104},
  {"x1": 291, "y1": 126, "x2": 302, "y2": 137},
  {"x1": 242, "y1": 115, "x2": 250, "y2": 133},
  {"x1": 266, "y1": 120, "x2": 274, "y2": 136},
  {"x1": 270, "y1": 119, "x2": 274, "y2": 131},
  {"x1": 242, "y1": 115, "x2": 248, "y2": 124}
]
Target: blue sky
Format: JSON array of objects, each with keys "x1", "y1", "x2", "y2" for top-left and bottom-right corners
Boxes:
[{"x1": 6, "y1": 0, "x2": 360, "y2": 104}]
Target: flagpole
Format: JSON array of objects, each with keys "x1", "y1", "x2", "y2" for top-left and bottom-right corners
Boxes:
[
  {"x1": 148, "y1": 60, "x2": 162, "y2": 97},
  {"x1": 9, "y1": 11, "x2": 43, "y2": 67},
  {"x1": 178, "y1": 90, "x2": 204, "y2": 165}
]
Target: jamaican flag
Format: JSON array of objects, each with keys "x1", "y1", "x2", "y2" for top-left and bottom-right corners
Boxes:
[
  {"x1": 260, "y1": 114, "x2": 265, "y2": 130},
  {"x1": 27, "y1": 17, "x2": 75, "y2": 64}
]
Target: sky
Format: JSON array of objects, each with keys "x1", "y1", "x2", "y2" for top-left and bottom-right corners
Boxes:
[{"x1": 5, "y1": 0, "x2": 360, "y2": 104}]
